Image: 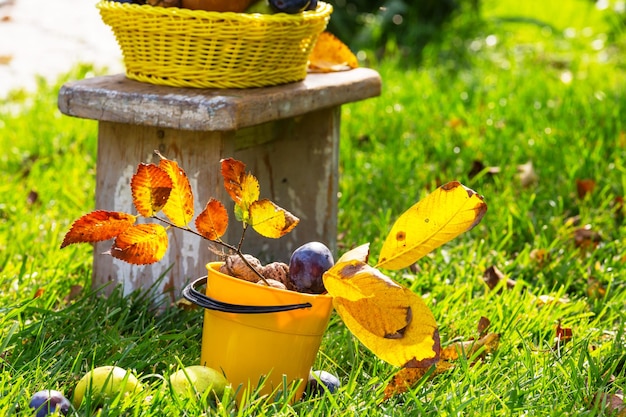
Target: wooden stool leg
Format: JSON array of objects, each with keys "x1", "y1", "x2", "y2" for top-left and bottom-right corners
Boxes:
[
  {"x1": 93, "y1": 121, "x2": 234, "y2": 299},
  {"x1": 234, "y1": 107, "x2": 340, "y2": 263}
]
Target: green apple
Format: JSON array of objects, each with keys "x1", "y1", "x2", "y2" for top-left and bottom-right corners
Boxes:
[
  {"x1": 168, "y1": 365, "x2": 230, "y2": 400},
  {"x1": 72, "y1": 366, "x2": 142, "y2": 408},
  {"x1": 245, "y1": 0, "x2": 274, "y2": 14}
]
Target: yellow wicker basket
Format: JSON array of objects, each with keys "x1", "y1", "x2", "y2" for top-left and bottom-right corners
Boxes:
[{"x1": 97, "y1": 1, "x2": 332, "y2": 88}]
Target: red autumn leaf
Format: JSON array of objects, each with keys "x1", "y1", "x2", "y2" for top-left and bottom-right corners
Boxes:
[
  {"x1": 109, "y1": 223, "x2": 168, "y2": 265},
  {"x1": 576, "y1": 178, "x2": 596, "y2": 199},
  {"x1": 220, "y1": 158, "x2": 248, "y2": 204},
  {"x1": 477, "y1": 316, "x2": 491, "y2": 337},
  {"x1": 574, "y1": 226, "x2": 601, "y2": 250},
  {"x1": 159, "y1": 157, "x2": 194, "y2": 227},
  {"x1": 195, "y1": 198, "x2": 229, "y2": 241},
  {"x1": 61, "y1": 210, "x2": 137, "y2": 248},
  {"x1": 482, "y1": 265, "x2": 516, "y2": 291},
  {"x1": 220, "y1": 158, "x2": 260, "y2": 223},
  {"x1": 553, "y1": 322, "x2": 573, "y2": 350},
  {"x1": 131, "y1": 163, "x2": 173, "y2": 217}
]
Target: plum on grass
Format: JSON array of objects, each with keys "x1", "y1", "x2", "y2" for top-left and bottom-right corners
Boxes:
[
  {"x1": 29, "y1": 390, "x2": 70, "y2": 417},
  {"x1": 288, "y1": 241, "x2": 334, "y2": 294},
  {"x1": 305, "y1": 370, "x2": 341, "y2": 396}
]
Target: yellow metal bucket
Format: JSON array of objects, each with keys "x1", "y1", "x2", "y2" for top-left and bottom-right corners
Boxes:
[{"x1": 183, "y1": 262, "x2": 333, "y2": 402}]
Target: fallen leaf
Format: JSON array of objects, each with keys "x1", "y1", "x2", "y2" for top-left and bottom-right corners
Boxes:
[
  {"x1": 517, "y1": 161, "x2": 538, "y2": 188},
  {"x1": 376, "y1": 181, "x2": 487, "y2": 270},
  {"x1": 529, "y1": 248, "x2": 551, "y2": 267},
  {"x1": 440, "y1": 333, "x2": 500, "y2": 361},
  {"x1": 308, "y1": 31, "x2": 358, "y2": 73},
  {"x1": 576, "y1": 178, "x2": 596, "y2": 199},
  {"x1": 553, "y1": 321, "x2": 573, "y2": 350},
  {"x1": 27, "y1": 190, "x2": 38, "y2": 205},
  {"x1": 383, "y1": 332, "x2": 500, "y2": 399},
  {"x1": 383, "y1": 361, "x2": 453, "y2": 400},
  {"x1": 64, "y1": 285, "x2": 83, "y2": 303},
  {"x1": 589, "y1": 390, "x2": 626, "y2": 416},
  {"x1": 574, "y1": 226, "x2": 601, "y2": 250},
  {"x1": 468, "y1": 159, "x2": 501, "y2": 179},
  {"x1": 477, "y1": 316, "x2": 491, "y2": 337},
  {"x1": 533, "y1": 294, "x2": 570, "y2": 307},
  {"x1": 482, "y1": 265, "x2": 516, "y2": 291}
]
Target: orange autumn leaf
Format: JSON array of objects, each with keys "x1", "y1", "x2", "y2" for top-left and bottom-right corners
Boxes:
[
  {"x1": 383, "y1": 361, "x2": 454, "y2": 400},
  {"x1": 109, "y1": 223, "x2": 168, "y2": 265},
  {"x1": 323, "y1": 260, "x2": 440, "y2": 368},
  {"x1": 384, "y1": 332, "x2": 500, "y2": 399},
  {"x1": 377, "y1": 181, "x2": 487, "y2": 270},
  {"x1": 220, "y1": 158, "x2": 260, "y2": 223},
  {"x1": 308, "y1": 31, "x2": 358, "y2": 73},
  {"x1": 249, "y1": 199, "x2": 299, "y2": 238},
  {"x1": 61, "y1": 210, "x2": 137, "y2": 248},
  {"x1": 195, "y1": 198, "x2": 229, "y2": 241},
  {"x1": 131, "y1": 163, "x2": 173, "y2": 217},
  {"x1": 159, "y1": 157, "x2": 194, "y2": 227},
  {"x1": 440, "y1": 333, "x2": 500, "y2": 361}
]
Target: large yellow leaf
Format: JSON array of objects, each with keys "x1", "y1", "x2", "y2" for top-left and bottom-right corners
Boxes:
[
  {"x1": 61, "y1": 211, "x2": 137, "y2": 248},
  {"x1": 249, "y1": 199, "x2": 299, "y2": 238},
  {"x1": 323, "y1": 260, "x2": 440, "y2": 368},
  {"x1": 377, "y1": 181, "x2": 487, "y2": 270},
  {"x1": 195, "y1": 198, "x2": 228, "y2": 241},
  {"x1": 131, "y1": 163, "x2": 173, "y2": 218},
  {"x1": 159, "y1": 158, "x2": 194, "y2": 227},
  {"x1": 109, "y1": 223, "x2": 168, "y2": 265}
]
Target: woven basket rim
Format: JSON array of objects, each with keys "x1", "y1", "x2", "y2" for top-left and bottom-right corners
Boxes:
[{"x1": 96, "y1": 0, "x2": 333, "y2": 23}]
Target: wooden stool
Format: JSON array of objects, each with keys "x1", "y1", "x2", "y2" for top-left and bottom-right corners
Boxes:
[{"x1": 58, "y1": 68, "x2": 381, "y2": 299}]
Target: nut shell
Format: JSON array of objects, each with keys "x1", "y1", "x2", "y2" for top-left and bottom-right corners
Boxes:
[{"x1": 180, "y1": 0, "x2": 253, "y2": 12}]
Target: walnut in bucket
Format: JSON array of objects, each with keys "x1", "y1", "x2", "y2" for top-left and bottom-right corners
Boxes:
[{"x1": 219, "y1": 254, "x2": 264, "y2": 283}]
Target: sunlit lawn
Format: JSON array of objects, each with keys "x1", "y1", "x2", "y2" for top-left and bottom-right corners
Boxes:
[{"x1": 1, "y1": 0, "x2": 625, "y2": 415}]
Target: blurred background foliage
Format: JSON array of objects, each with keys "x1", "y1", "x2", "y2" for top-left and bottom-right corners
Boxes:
[{"x1": 326, "y1": 0, "x2": 626, "y2": 65}]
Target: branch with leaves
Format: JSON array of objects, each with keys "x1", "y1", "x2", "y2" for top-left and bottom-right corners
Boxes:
[{"x1": 61, "y1": 153, "x2": 297, "y2": 283}]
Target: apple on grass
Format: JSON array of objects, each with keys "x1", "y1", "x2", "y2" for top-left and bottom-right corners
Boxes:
[{"x1": 72, "y1": 366, "x2": 142, "y2": 408}]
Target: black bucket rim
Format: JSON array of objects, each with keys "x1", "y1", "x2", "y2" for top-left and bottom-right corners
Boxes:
[{"x1": 182, "y1": 276, "x2": 313, "y2": 314}]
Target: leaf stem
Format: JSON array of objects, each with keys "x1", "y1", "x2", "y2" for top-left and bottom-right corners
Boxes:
[{"x1": 153, "y1": 215, "x2": 268, "y2": 284}]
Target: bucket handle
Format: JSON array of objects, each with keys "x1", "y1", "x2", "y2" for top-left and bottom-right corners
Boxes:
[{"x1": 182, "y1": 276, "x2": 313, "y2": 314}]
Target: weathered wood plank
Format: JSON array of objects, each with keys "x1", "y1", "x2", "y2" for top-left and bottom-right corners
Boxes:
[{"x1": 58, "y1": 68, "x2": 381, "y2": 131}]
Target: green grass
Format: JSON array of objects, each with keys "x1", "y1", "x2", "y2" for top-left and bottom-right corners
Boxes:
[{"x1": 2, "y1": 1, "x2": 626, "y2": 415}]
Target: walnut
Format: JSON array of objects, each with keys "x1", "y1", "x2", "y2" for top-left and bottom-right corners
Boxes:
[
  {"x1": 256, "y1": 279, "x2": 287, "y2": 290},
  {"x1": 146, "y1": 0, "x2": 181, "y2": 7},
  {"x1": 262, "y1": 262, "x2": 293, "y2": 290},
  {"x1": 220, "y1": 254, "x2": 264, "y2": 283}
]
